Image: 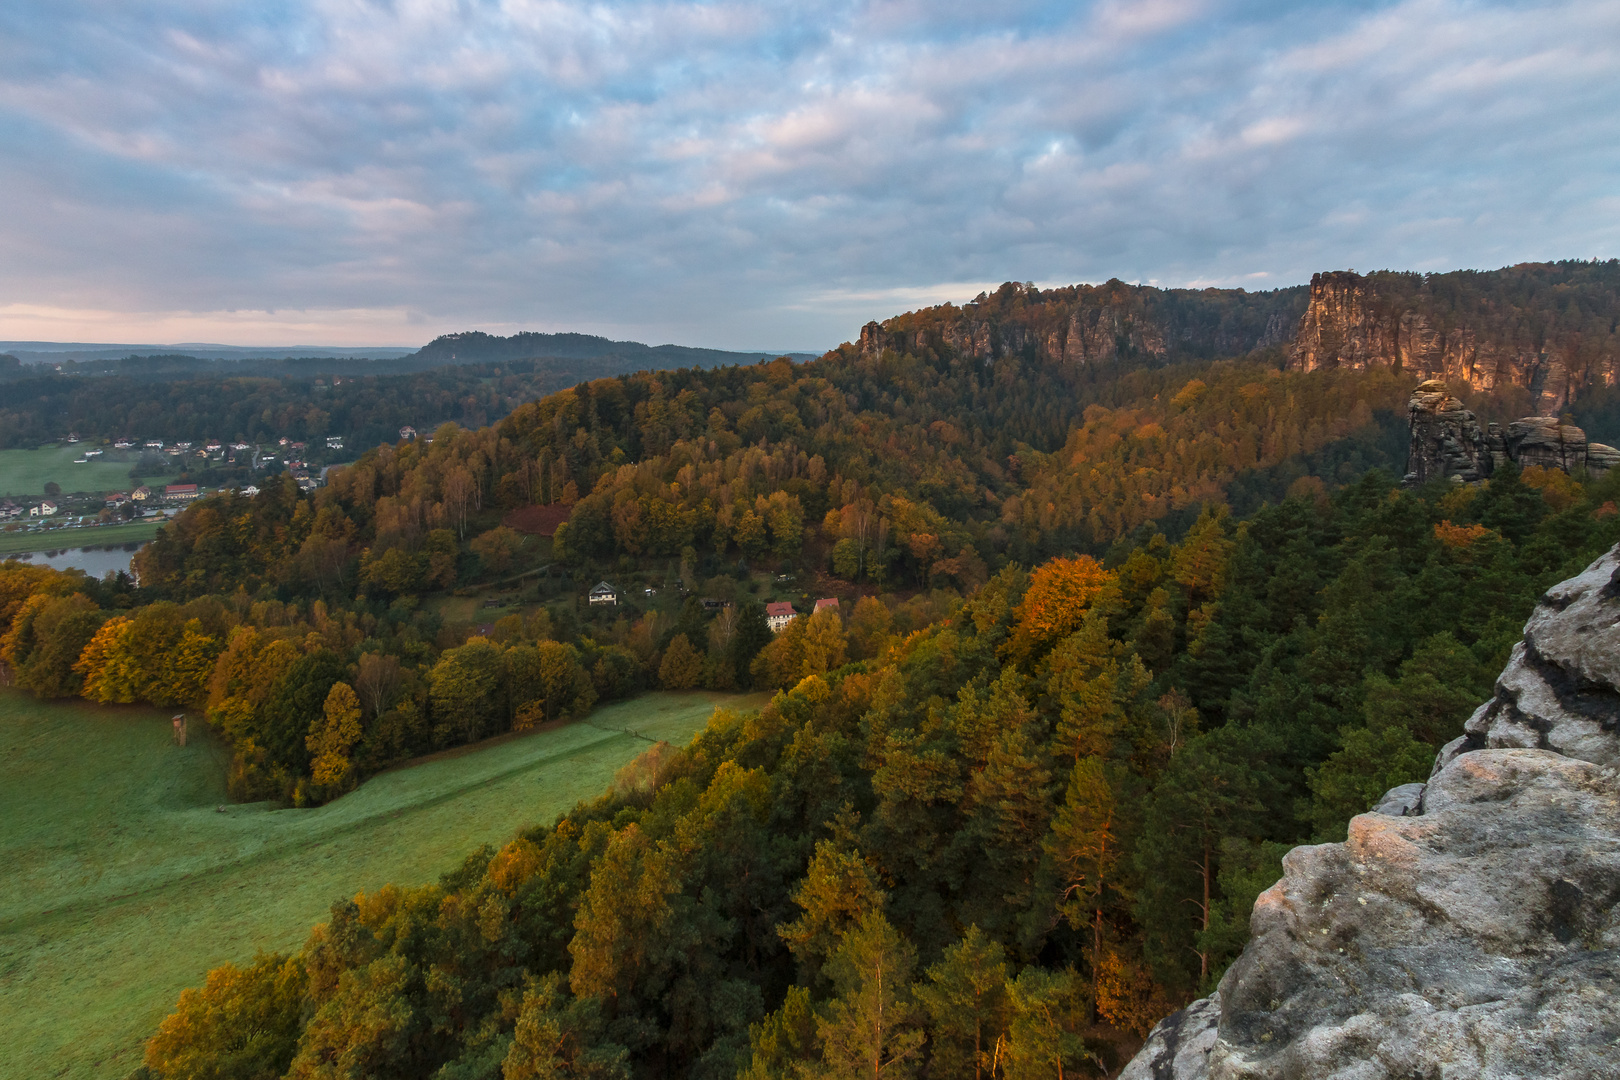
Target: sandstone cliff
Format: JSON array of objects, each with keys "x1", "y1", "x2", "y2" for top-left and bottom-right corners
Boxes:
[
  {"x1": 1291, "y1": 266, "x2": 1620, "y2": 415},
  {"x1": 1404, "y1": 379, "x2": 1620, "y2": 483},
  {"x1": 1121, "y1": 544, "x2": 1620, "y2": 1080},
  {"x1": 849, "y1": 264, "x2": 1620, "y2": 422},
  {"x1": 855, "y1": 279, "x2": 1306, "y2": 367}
]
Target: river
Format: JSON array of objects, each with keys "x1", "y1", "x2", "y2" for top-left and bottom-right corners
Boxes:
[{"x1": 5, "y1": 542, "x2": 145, "y2": 578}]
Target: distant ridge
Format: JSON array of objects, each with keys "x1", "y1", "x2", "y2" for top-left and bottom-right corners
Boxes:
[
  {"x1": 0, "y1": 332, "x2": 818, "y2": 373},
  {"x1": 409, "y1": 330, "x2": 817, "y2": 368},
  {"x1": 0, "y1": 341, "x2": 416, "y2": 364}
]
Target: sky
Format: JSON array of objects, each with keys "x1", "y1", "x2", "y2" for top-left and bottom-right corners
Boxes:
[{"x1": 0, "y1": 0, "x2": 1616, "y2": 353}]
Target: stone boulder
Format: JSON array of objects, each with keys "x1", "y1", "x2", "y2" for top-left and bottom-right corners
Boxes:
[
  {"x1": 1120, "y1": 544, "x2": 1620, "y2": 1080},
  {"x1": 1506, "y1": 415, "x2": 1590, "y2": 473}
]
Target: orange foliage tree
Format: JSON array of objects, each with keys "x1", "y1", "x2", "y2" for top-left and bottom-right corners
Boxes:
[{"x1": 1006, "y1": 555, "x2": 1117, "y2": 661}]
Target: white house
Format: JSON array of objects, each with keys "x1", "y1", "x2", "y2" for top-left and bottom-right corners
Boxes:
[
  {"x1": 588, "y1": 581, "x2": 619, "y2": 606},
  {"x1": 31, "y1": 500, "x2": 59, "y2": 517},
  {"x1": 766, "y1": 601, "x2": 798, "y2": 633}
]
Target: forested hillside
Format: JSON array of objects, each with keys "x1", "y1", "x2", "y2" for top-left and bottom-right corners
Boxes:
[
  {"x1": 121, "y1": 467, "x2": 1619, "y2": 1080},
  {"x1": 3, "y1": 278, "x2": 1619, "y2": 1079},
  {"x1": 0, "y1": 333, "x2": 803, "y2": 449}
]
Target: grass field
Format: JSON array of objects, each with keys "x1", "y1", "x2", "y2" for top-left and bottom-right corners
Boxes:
[
  {"x1": 0, "y1": 687, "x2": 766, "y2": 1079},
  {"x1": 0, "y1": 519, "x2": 162, "y2": 555},
  {"x1": 0, "y1": 445, "x2": 177, "y2": 498}
]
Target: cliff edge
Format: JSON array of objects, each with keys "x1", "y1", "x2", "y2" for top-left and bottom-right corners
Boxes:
[{"x1": 1122, "y1": 544, "x2": 1620, "y2": 1080}]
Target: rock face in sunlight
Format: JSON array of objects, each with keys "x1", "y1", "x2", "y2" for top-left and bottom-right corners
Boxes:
[
  {"x1": 1289, "y1": 269, "x2": 1620, "y2": 416},
  {"x1": 1403, "y1": 378, "x2": 1618, "y2": 483},
  {"x1": 1121, "y1": 543, "x2": 1620, "y2": 1080}
]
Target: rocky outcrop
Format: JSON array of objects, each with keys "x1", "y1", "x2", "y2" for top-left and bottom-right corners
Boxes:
[
  {"x1": 853, "y1": 280, "x2": 1305, "y2": 367},
  {"x1": 851, "y1": 266, "x2": 1620, "y2": 414},
  {"x1": 1120, "y1": 544, "x2": 1620, "y2": 1080},
  {"x1": 1291, "y1": 267, "x2": 1620, "y2": 415},
  {"x1": 1289, "y1": 272, "x2": 1594, "y2": 417},
  {"x1": 1403, "y1": 380, "x2": 1495, "y2": 483},
  {"x1": 1404, "y1": 379, "x2": 1619, "y2": 482},
  {"x1": 1445, "y1": 545, "x2": 1620, "y2": 769},
  {"x1": 1506, "y1": 416, "x2": 1593, "y2": 473}
]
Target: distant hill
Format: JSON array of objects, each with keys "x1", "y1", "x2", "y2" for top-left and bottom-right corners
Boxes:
[
  {"x1": 409, "y1": 330, "x2": 817, "y2": 369},
  {"x1": 0, "y1": 332, "x2": 817, "y2": 382},
  {"x1": 0, "y1": 341, "x2": 416, "y2": 365}
]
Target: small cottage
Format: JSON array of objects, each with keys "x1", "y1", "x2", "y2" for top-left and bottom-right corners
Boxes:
[{"x1": 589, "y1": 581, "x2": 619, "y2": 606}]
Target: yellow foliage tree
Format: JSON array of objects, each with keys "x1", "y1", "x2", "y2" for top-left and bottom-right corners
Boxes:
[
  {"x1": 75, "y1": 615, "x2": 137, "y2": 703},
  {"x1": 308, "y1": 681, "x2": 363, "y2": 787},
  {"x1": 144, "y1": 952, "x2": 307, "y2": 1080},
  {"x1": 658, "y1": 633, "x2": 703, "y2": 690},
  {"x1": 800, "y1": 606, "x2": 848, "y2": 678}
]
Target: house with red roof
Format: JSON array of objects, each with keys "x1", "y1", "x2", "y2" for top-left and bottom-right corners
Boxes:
[{"x1": 766, "y1": 601, "x2": 798, "y2": 633}]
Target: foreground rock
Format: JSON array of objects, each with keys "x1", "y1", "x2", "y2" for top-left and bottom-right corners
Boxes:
[{"x1": 1121, "y1": 545, "x2": 1620, "y2": 1079}]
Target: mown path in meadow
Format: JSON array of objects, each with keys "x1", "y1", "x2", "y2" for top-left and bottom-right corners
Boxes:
[{"x1": 0, "y1": 688, "x2": 761, "y2": 1080}]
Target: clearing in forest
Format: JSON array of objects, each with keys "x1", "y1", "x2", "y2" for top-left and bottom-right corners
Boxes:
[
  {"x1": 0, "y1": 444, "x2": 176, "y2": 498},
  {"x1": 0, "y1": 687, "x2": 762, "y2": 1080}
]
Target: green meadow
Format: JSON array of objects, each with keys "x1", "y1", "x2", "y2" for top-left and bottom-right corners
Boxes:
[
  {"x1": 0, "y1": 444, "x2": 176, "y2": 498},
  {"x1": 0, "y1": 688, "x2": 764, "y2": 1079},
  {"x1": 0, "y1": 519, "x2": 163, "y2": 556}
]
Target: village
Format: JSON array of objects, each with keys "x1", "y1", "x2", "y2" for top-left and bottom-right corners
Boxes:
[{"x1": 0, "y1": 431, "x2": 351, "y2": 545}]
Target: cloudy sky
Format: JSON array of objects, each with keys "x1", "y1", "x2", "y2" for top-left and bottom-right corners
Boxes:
[{"x1": 0, "y1": 0, "x2": 1616, "y2": 351}]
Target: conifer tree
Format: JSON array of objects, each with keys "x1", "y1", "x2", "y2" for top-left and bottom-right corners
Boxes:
[
  {"x1": 915, "y1": 927, "x2": 1009, "y2": 1080},
  {"x1": 809, "y1": 912, "x2": 924, "y2": 1080}
]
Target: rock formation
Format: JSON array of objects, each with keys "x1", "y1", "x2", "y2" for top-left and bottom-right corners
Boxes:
[
  {"x1": 849, "y1": 265, "x2": 1620, "y2": 419},
  {"x1": 853, "y1": 280, "x2": 1304, "y2": 367},
  {"x1": 1120, "y1": 544, "x2": 1620, "y2": 1080},
  {"x1": 1290, "y1": 269, "x2": 1620, "y2": 415},
  {"x1": 1404, "y1": 379, "x2": 1618, "y2": 483},
  {"x1": 1403, "y1": 380, "x2": 1495, "y2": 483}
]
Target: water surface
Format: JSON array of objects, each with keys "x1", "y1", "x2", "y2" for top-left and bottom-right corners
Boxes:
[{"x1": 7, "y1": 543, "x2": 144, "y2": 578}]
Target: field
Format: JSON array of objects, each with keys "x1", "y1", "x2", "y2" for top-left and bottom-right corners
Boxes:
[
  {"x1": 0, "y1": 445, "x2": 177, "y2": 498},
  {"x1": 0, "y1": 687, "x2": 766, "y2": 1079},
  {"x1": 0, "y1": 519, "x2": 163, "y2": 555}
]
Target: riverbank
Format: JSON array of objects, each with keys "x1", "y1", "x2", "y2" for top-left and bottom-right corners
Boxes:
[{"x1": 0, "y1": 519, "x2": 162, "y2": 556}]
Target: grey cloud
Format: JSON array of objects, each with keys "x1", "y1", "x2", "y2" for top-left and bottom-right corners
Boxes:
[{"x1": 0, "y1": 0, "x2": 1615, "y2": 349}]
